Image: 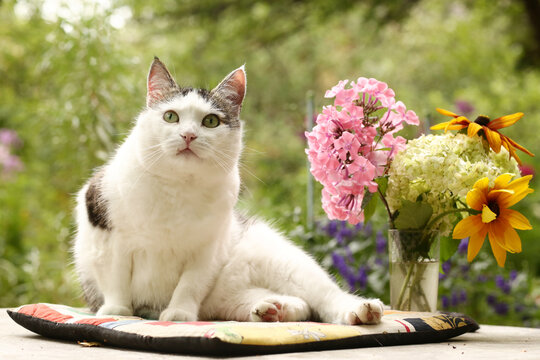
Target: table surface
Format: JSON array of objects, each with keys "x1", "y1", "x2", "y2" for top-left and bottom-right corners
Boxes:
[{"x1": 1, "y1": 308, "x2": 539, "y2": 360}]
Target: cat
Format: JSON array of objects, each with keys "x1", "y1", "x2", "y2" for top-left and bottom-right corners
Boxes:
[{"x1": 72, "y1": 57, "x2": 384, "y2": 324}]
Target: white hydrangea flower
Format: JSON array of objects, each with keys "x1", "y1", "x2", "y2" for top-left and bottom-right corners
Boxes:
[{"x1": 387, "y1": 133, "x2": 519, "y2": 236}]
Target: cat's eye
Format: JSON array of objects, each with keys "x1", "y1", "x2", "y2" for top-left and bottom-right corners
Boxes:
[
  {"x1": 202, "y1": 114, "x2": 220, "y2": 128},
  {"x1": 163, "y1": 110, "x2": 179, "y2": 123}
]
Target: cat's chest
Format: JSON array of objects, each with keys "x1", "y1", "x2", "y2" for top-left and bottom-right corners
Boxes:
[{"x1": 109, "y1": 174, "x2": 233, "y2": 239}]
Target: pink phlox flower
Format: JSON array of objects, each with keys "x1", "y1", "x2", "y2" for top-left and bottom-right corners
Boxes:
[
  {"x1": 307, "y1": 77, "x2": 419, "y2": 225},
  {"x1": 404, "y1": 109, "x2": 419, "y2": 125},
  {"x1": 334, "y1": 131, "x2": 360, "y2": 162},
  {"x1": 354, "y1": 77, "x2": 369, "y2": 93},
  {"x1": 355, "y1": 125, "x2": 377, "y2": 151},
  {"x1": 347, "y1": 156, "x2": 377, "y2": 189},
  {"x1": 366, "y1": 148, "x2": 389, "y2": 178},
  {"x1": 325, "y1": 183, "x2": 366, "y2": 225},
  {"x1": 382, "y1": 133, "x2": 407, "y2": 158},
  {"x1": 380, "y1": 110, "x2": 404, "y2": 134},
  {"x1": 339, "y1": 103, "x2": 364, "y2": 129},
  {"x1": 334, "y1": 88, "x2": 359, "y2": 107},
  {"x1": 325, "y1": 80, "x2": 349, "y2": 98},
  {"x1": 392, "y1": 101, "x2": 419, "y2": 126}
]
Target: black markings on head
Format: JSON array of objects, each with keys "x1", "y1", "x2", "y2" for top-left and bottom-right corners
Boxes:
[
  {"x1": 164, "y1": 87, "x2": 241, "y2": 129},
  {"x1": 85, "y1": 170, "x2": 112, "y2": 231}
]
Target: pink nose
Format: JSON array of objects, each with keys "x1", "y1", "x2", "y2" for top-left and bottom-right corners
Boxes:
[{"x1": 181, "y1": 133, "x2": 197, "y2": 146}]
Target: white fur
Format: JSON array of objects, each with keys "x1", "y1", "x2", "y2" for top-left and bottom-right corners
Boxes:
[{"x1": 73, "y1": 69, "x2": 384, "y2": 325}]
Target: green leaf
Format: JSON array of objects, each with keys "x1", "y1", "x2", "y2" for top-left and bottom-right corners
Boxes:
[
  {"x1": 440, "y1": 236, "x2": 460, "y2": 262},
  {"x1": 362, "y1": 192, "x2": 378, "y2": 223},
  {"x1": 375, "y1": 176, "x2": 388, "y2": 195},
  {"x1": 394, "y1": 200, "x2": 433, "y2": 230}
]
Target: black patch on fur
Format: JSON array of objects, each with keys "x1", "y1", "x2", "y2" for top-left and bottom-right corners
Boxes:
[
  {"x1": 85, "y1": 170, "x2": 112, "y2": 231},
  {"x1": 173, "y1": 87, "x2": 240, "y2": 129},
  {"x1": 81, "y1": 278, "x2": 104, "y2": 313},
  {"x1": 209, "y1": 91, "x2": 241, "y2": 129}
]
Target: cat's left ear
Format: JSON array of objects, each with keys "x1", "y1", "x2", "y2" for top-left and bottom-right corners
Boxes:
[
  {"x1": 211, "y1": 65, "x2": 246, "y2": 117},
  {"x1": 147, "y1": 57, "x2": 179, "y2": 108}
]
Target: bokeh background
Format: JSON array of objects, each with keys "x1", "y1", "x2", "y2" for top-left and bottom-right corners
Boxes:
[{"x1": 1, "y1": 0, "x2": 538, "y2": 326}]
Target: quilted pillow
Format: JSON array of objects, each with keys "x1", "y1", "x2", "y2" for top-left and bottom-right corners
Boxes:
[{"x1": 8, "y1": 303, "x2": 478, "y2": 356}]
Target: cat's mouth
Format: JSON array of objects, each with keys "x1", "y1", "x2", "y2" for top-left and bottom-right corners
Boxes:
[{"x1": 176, "y1": 148, "x2": 199, "y2": 158}]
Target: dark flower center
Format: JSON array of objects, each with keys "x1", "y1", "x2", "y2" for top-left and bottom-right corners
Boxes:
[
  {"x1": 474, "y1": 115, "x2": 491, "y2": 126},
  {"x1": 487, "y1": 200, "x2": 500, "y2": 217}
]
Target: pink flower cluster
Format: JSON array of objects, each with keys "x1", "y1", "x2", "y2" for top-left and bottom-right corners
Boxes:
[
  {"x1": 0, "y1": 129, "x2": 23, "y2": 176},
  {"x1": 306, "y1": 78, "x2": 419, "y2": 224}
]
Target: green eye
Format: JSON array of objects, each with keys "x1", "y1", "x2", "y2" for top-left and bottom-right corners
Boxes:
[
  {"x1": 163, "y1": 110, "x2": 179, "y2": 123},
  {"x1": 202, "y1": 114, "x2": 220, "y2": 128}
]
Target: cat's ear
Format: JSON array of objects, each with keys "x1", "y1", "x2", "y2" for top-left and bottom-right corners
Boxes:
[
  {"x1": 211, "y1": 65, "x2": 246, "y2": 117},
  {"x1": 146, "y1": 57, "x2": 179, "y2": 107}
]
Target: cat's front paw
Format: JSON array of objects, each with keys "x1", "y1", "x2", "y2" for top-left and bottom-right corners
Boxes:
[
  {"x1": 159, "y1": 307, "x2": 197, "y2": 322},
  {"x1": 97, "y1": 304, "x2": 133, "y2": 317},
  {"x1": 339, "y1": 298, "x2": 384, "y2": 325}
]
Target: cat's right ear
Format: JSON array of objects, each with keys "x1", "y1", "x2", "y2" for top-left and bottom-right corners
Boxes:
[
  {"x1": 147, "y1": 57, "x2": 179, "y2": 108},
  {"x1": 211, "y1": 65, "x2": 246, "y2": 118}
]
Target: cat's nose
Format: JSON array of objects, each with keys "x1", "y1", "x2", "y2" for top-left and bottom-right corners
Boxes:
[{"x1": 181, "y1": 133, "x2": 197, "y2": 146}]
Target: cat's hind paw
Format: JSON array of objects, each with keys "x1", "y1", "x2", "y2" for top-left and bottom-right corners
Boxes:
[
  {"x1": 159, "y1": 307, "x2": 197, "y2": 322},
  {"x1": 97, "y1": 304, "x2": 133, "y2": 317},
  {"x1": 339, "y1": 298, "x2": 384, "y2": 325},
  {"x1": 250, "y1": 296, "x2": 310, "y2": 322}
]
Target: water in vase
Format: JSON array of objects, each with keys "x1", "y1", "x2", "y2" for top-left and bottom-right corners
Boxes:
[{"x1": 390, "y1": 260, "x2": 439, "y2": 312}]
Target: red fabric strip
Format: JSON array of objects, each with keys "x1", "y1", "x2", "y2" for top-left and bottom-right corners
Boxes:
[
  {"x1": 19, "y1": 304, "x2": 73, "y2": 324},
  {"x1": 395, "y1": 319, "x2": 411, "y2": 333}
]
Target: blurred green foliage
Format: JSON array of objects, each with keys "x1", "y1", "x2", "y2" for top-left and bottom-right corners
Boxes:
[{"x1": 0, "y1": 0, "x2": 538, "y2": 324}]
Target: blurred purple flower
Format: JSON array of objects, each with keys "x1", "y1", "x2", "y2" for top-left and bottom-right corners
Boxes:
[
  {"x1": 441, "y1": 295, "x2": 449, "y2": 309},
  {"x1": 495, "y1": 275, "x2": 511, "y2": 294},
  {"x1": 451, "y1": 292, "x2": 459, "y2": 306},
  {"x1": 494, "y1": 302, "x2": 509, "y2": 315},
  {"x1": 363, "y1": 223, "x2": 373, "y2": 237},
  {"x1": 323, "y1": 221, "x2": 339, "y2": 238},
  {"x1": 455, "y1": 100, "x2": 474, "y2": 116},
  {"x1": 442, "y1": 260, "x2": 451, "y2": 274},
  {"x1": 0, "y1": 129, "x2": 22, "y2": 148},
  {"x1": 375, "y1": 231, "x2": 386, "y2": 254},
  {"x1": 332, "y1": 252, "x2": 355, "y2": 290},
  {"x1": 457, "y1": 238, "x2": 468, "y2": 255},
  {"x1": 4, "y1": 155, "x2": 23, "y2": 172},
  {"x1": 357, "y1": 266, "x2": 368, "y2": 290},
  {"x1": 477, "y1": 274, "x2": 488, "y2": 283},
  {"x1": 509, "y1": 270, "x2": 518, "y2": 282},
  {"x1": 459, "y1": 289, "x2": 467, "y2": 304},
  {"x1": 486, "y1": 294, "x2": 496, "y2": 306}
]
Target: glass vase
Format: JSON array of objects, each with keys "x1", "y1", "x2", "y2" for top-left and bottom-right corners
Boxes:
[{"x1": 388, "y1": 229, "x2": 440, "y2": 312}]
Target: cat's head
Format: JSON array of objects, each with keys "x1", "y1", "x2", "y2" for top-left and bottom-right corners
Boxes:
[{"x1": 134, "y1": 57, "x2": 246, "y2": 176}]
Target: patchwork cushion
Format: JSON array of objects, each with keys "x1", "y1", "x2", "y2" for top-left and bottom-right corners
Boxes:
[{"x1": 7, "y1": 303, "x2": 478, "y2": 356}]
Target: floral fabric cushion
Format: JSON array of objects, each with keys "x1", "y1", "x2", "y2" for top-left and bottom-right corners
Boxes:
[{"x1": 7, "y1": 303, "x2": 478, "y2": 356}]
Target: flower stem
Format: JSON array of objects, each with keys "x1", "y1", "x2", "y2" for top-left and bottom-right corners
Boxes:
[
  {"x1": 424, "y1": 208, "x2": 478, "y2": 233},
  {"x1": 377, "y1": 187, "x2": 395, "y2": 228},
  {"x1": 396, "y1": 262, "x2": 415, "y2": 309}
]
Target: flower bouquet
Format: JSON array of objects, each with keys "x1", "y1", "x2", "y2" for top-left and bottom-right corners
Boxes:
[{"x1": 306, "y1": 79, "x2": 534, "y2": 312}]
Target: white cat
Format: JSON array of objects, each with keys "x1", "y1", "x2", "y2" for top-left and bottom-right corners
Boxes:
[{"x1": 73, "y1": 58, "x2": 384, "y2": 325}]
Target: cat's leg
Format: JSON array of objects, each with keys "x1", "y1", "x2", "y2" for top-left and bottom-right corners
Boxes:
[
  {"x1": 159, "y1": 244, "x2": 218, "y2": 322},
  {"x1": 236, "y1": 221, "x2": 384, "y2": 325},
  {"x1": 94, "y1": 236, "x2": 134, "y2": 316},
  {"x1": 202, "y1": 287, "x2": 310, "y2": 322},
  {"x1": 249, "y1": 291, "x2": 311, "y2": 322},
  {"x1": 318, "y1": 293, "x2": 385, "y2": 325}
]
